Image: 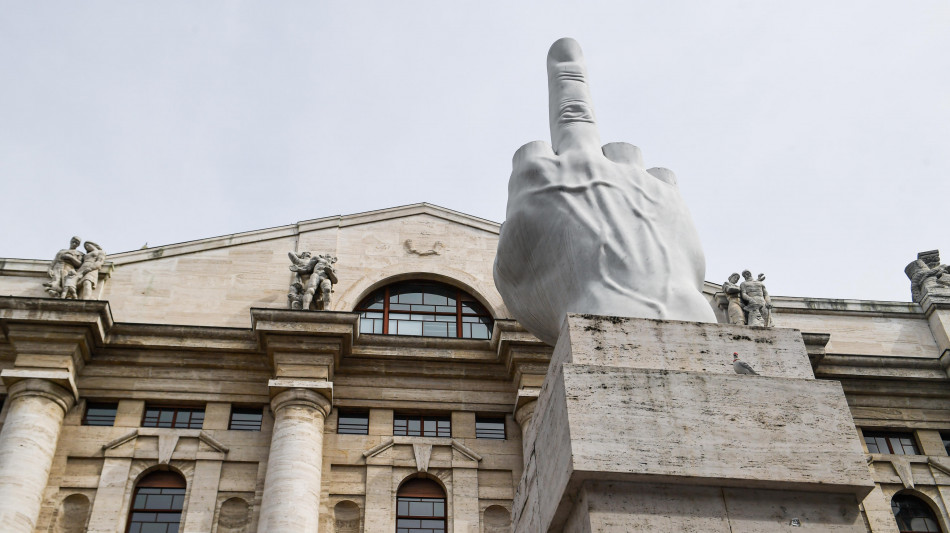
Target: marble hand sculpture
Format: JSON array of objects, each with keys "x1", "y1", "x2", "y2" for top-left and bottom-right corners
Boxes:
[{"x1": 493, "y1": 38, "x2": 716, "y2": 345}]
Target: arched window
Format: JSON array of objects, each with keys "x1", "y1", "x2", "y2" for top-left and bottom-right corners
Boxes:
[
  {"x1": 356, "y1": 280, "x2": 493, "y2": 339},
  {"x1": 396, "y1": 478, "x2": 446, "y2": 533},
  {"x1": 126, "y1": 471, "x2": 186, "y2": 533},
  {"x1": 892, "y1": 494, "x2": 943, "y2": 533}
]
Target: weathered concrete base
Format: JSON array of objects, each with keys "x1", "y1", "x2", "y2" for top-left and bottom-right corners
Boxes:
[{"x1": 513, "y1": 315, "x2": 875, "y2": 532}]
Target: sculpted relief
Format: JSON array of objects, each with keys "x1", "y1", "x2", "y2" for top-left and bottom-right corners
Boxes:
[
  {"x1": 906, "y1": 250, "x2": 950, "y2": 303},
  {"x1": 718, "y1": 270, "x2": 773, "y2": 327},
  {"x1": 288, "y1": 251, "x2": 339, "y2": 310},
  {"x1": 45, "y1": 237, "x2": 106, "y2": 300}
]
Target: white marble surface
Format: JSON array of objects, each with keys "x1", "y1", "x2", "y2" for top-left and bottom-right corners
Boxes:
[{"x1": 494, "y1": 38, "x2": 715, "y2": 346}]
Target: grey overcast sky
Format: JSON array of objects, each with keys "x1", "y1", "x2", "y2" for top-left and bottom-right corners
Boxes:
[{"x1": 1, "y1": 1, "x2": 948, "y2": 302}]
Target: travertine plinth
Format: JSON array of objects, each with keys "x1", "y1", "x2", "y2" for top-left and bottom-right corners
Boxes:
[{"x1": 513, "y1": 315, "x2": 875, "y2": 532}]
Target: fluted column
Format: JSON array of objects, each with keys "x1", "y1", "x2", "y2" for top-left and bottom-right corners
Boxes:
[
  {"x1": 257, "y1": 387, "x2": 331, "y2": 533},
  {"x1": 0, "y1": 378, "x2": 75, "y2": 533}
]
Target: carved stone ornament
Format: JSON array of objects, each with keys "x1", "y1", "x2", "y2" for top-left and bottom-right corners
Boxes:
[
  {"x1": 404, "y1": 239, "x2": 444, "y2": 256},
  {"x1": 905, "y1": 249, "x2": 950, "y2": 303},
  {"x1": 288, "y1": 251, "x2": 339, "y2": 310},
  {"x1": 44, "y1": 237, "x2": 106, "y2": 300},
  {"x1": 715, "y1": 270, "x2": 773, "y2": 327}
]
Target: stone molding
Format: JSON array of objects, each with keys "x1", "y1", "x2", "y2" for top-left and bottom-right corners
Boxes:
[
  {"x1": 4, "y1": 378, "x2": 75, "y2": 414},
  {"x1": 100, "y1": 429, "x2": 229, "y2": 463},
  {"x1": 513, "y1": 397, "x2": 537, "y2": 427},
  {"x1": 270, "y1": 387, "x2": 331, "y2": 418}
]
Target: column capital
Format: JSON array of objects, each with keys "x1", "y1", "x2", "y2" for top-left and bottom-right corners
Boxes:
[
  {"x1": 514, "y1": 399, "x2": 537, "y2": 428},
  {"x1": 5, "y1": 378, "x2": 75, "y2": 415},
  {"x1": 270, "y1": 387, "x2": 331, "y2": 418}
]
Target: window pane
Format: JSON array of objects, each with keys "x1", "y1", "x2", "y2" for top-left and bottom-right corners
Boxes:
[
  {"x1": 83, "y1": 403, "x2": 118, "y2": 426},
  {"x1": 338, "y1": 412, "x2": 369, "y2": 435},
  {"x1": 354, "y1": 281, "x2": 492, "y2": 340},
  {"x1": 476, "y1": 417, "x2": 506, "y2": 439},
  {"x1": 230, "y1": 408, "x2": 263, "y2": 431}
]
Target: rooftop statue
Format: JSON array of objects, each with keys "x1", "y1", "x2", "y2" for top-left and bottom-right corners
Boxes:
[
  {"x1": 493, "y1": 38, "x2": 716, "y2": 345},
  {"x1": 906, "y1": 250, "x2": 950, "y2": 303},
  {"x1": 288, "y1": 251, "x2": 339, "y2": 311},
  {"x1": 44, "y1": 236, "x2": 106, "y2": 299}
]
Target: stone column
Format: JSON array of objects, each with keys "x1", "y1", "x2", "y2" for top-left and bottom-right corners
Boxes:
[
  {"x1": 514, "y1": 399, "x2": 537, "y2": 457},
  {"x1": 0, "y1": 378, "x2": 75, "y2": 533},
  {"x1": 257, "y1": 387, "x2": 331, "y2": 533}
]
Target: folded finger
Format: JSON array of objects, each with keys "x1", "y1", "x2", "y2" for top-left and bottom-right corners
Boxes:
[{"x1": 602, "y1": 142, "x2": 643, "y2": 166}]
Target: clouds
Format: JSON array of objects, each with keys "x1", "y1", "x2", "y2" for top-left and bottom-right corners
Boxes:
[{"x1": 1, "y1": 1, "x2": 947, "y2": 301}]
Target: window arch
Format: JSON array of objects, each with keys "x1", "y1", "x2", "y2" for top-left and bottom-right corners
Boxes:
[
  {"x1": 892, "y1": 493, "x2": 943, "y2": 533},
  {"x1": 356, "y1": 280, "x2": 493, "y2": 339},
  {"x1": 126, "y1": 470, "x2": 186, "y2": 533},
  {"x1": 396, "y1": 478, "x2": 446, "y2": 533}
]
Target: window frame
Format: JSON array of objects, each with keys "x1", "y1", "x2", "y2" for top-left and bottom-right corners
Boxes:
[
  {"x1": 338, "y1": 410, "x2": 370, "y2": 435},
  {"x1": 475, "y1": 416, "x2": 507, "y2": 440},
  {"x1": 228, "y1": 406, "x2": 264, "y2": 431},
  {"x1": 393, "y1": 414, "x2": 451, "y2": 438},
  {"x1": 397, "y1": 478, "x2": 446, "y2": 533},
  {"x1": 355, "y1": 281, "x2": 493, "y2": 340},
  {"x1": 863, "y1": 430, "x2": 920, "y2": 455},
  {"x1": 892, "y1": 493, "x2": 943, "y2": 533},
  {"x1": 142, "y1": 405, "x2": 206, "y2": 430},
  {"x1": 82, "y1": 402, "x2": 118, "y2": 426},
  {"x1": 125, "y1": 471, "x2": 187, "y2": 533}
]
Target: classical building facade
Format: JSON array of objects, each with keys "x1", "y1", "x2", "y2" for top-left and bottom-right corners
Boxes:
[{"x1": 0, "y1": 203, "x2": 948, "y2": 532}]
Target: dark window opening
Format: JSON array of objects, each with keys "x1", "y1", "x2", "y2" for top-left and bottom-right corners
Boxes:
[
  {"x1": 338, "y1": 411, "x2": 370, "y2": 435},
  {"x1": 228, "y1": 407, "x2": 263, "y2": 431},
  {"x1": 892, "y1": 494, "x2": 942, "y2": 533},
  {"x1": 941, "y1": 432, "x2": 950, "y2": 456},
  {"x1": 143, "y1": 406, "x2": 205, "y2": 430},
  {"x1": 863, "y1": 431, "x2": 919, "y2": 455},
  {"x1": 126, "y1": 471, "x2": 186, "y2": 533},
  {"x1": 83, "y1": 402, "x2": 118, "y2": 426},
  {"x1": 356, "y1": 281, "x2": 493, "y2": 340},
  {"x1": 475, "y1": 417, "x2": 506, "y2": 439},
  {"x1": 397, "y1": 478, "x2": 446, "y2": 533},
  {"x1": 394, "y1": 415, "x2": 451, "y2": 438}
]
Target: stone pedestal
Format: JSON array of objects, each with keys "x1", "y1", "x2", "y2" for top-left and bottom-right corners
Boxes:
[
  {"x1": 0, "y1": 378, "x2": 75, "y2": 533},
  {"x1": 513, "y1": 315, "x2": 875, "y2": 532},
  {"x1": 256, "y1": 387, "x2": 331, "y2": 533}
]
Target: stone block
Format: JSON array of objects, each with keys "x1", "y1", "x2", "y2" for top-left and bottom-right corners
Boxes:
[
  {"x1": 515, "y1": 315, "x2": 875, "y2": 532},
  {"x1": 552, "y1": 315, "x2": 815, "y2": 379}
]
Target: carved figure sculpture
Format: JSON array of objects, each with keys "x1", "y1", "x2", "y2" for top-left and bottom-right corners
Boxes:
[
  {"x1": 288, "y1": 251, "x2": 339, "y2": 311},
  {"x1": 45, "y1": 237, "x2": 105, "y2": 299},
  {"x1": 739, "y1": 270, "x2": 771, "y2": 327},
  {"x1": 74, "y1": 241, "x2": 106, "y2": 300},
  {"x1": 45, "y1": 236, "x2": 84, "y2": 298},
  {"x1": 905, "y1": 250, "x2": 950, "y2": 303},
  {"x1": 493, "y1": 38, "x2": 715, "y2": 345},
  {"x1": 721, "y1": 273, "x2": 745, "y2": 325}
]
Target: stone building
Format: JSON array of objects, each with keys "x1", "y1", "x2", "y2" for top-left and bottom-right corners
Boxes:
[{"x1": 0, "y1": 202, "x2": 947, "y2": 532}]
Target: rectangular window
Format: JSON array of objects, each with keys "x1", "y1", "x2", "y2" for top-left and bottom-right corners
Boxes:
[
  {"x1": 475, "y1": 417, "x2": 506, "y2": 439},
  {"x1": 394, "y1": 414, "x2": 451, "y2": 437},
  {"x1": 338, "y1": 411, "x2": 369, "y2": 435},
  {"x1": 82, "y1": 402, "x2": 118, "y2": 426},
  {"x1": 863, "y1": 430, "x2": 919, "y2": 455},
  {"x1": 229, "y1": 407, "x2": 263, "y2": 431},
  {"x1": 942, "y1": 432, "x2": 950, "y2": 456},
  {"x1": 142, "y1": 406, "x2": 205, "y2": 429}
]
